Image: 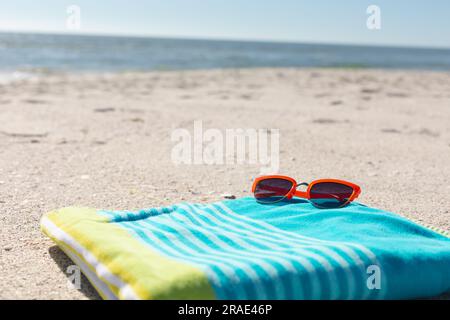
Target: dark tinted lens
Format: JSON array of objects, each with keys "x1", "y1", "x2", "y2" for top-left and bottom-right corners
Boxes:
[
  {"x1": 309, "y1": 182, "x2": 354, "y2": 208},
  {"x1": 254, "y1": 178, "x2": 293, "y2": 203}
]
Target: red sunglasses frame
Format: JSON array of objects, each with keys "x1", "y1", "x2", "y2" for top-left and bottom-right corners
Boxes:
[{"x1": 251, "y1": 175, "x2": 361, "y2": 207}]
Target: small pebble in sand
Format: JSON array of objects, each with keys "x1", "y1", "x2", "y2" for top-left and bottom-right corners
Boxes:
[
  {"x1": 221, "y1": 193, "x2": 236, "y2": 199},
  {"x1": 94, "y1": 107, "x2": 115, "y2": 113},
  {"x1": 92, "y1": 140, "x2": 107, "y2": 145},
  {"x1": 330, "y1": 100, "x2": 343, "y2": 105}
]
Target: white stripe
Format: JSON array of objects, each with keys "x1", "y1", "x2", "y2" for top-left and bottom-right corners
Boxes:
[
  {"x1": 208, "y1": 204, "x2": 352, "y2": 299},
  {"x1": 171, "y1": 211, "x2": 301, "y2": 274},
  {"x1": 55, "y1": 239, "x2": 117, "y2": 300},
  {"x1": 41, "y1": 217, "x2": 138, "y2": 300},
  {"x1": 121, "y1": 222, "x2": 228, "y2": 284},
  {"x1": 121, "y1": 221, "x2": 251, "y2": 299},
  {"x1": 101, "y1": 200, "x2": 383, "y2": 300},
  {"x1": 182, "y1": 204, "x2": 337, "y2": 299},
  {"x1": 174, "y1": 205, "x2": 309, "y2": 299},
  {"x1": 135, "y1": 219, "x2": 272, "y2": 299},
  {"x1": 152, "y1": 214, "x2": 289, "y2": 299},
  {"x1": 189, "y1": 203, "x2": 347, "y2": 299},
  {"x1": 102, "y1": 209, "x2": 243, "y2": 299},
  {"x1": 213, "y1": 202, "x2": 382, "y2": 299},
  {"x1": 216, "y1": 202, "x2": 377, "y2": 260},
  {"x1": 202, "y1": 203, "x2": 365, "y2": 299}
]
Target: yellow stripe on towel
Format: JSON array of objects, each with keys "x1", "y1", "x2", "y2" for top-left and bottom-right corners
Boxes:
[{"x1": 41, "y1": 207, "x2": 216, "y2": 300}]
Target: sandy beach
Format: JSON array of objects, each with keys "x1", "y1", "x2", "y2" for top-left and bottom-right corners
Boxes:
[{"x1": 1, "y1": 68, "x2": 449, "y2": 299}]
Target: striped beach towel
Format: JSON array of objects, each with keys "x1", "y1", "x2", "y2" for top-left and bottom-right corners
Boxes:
[{"x1": 41, "y1": 197, "x2": 450, "y2": 300}]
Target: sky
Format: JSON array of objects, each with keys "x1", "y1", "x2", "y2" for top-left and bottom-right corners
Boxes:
[{"x1": 0, "y1": 0, "x2": 449, "y2": 48}]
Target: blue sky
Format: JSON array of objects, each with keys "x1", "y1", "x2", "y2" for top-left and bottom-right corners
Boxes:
[{"x1": 0, "y1": 0, "x2": 449, "y2": 48}]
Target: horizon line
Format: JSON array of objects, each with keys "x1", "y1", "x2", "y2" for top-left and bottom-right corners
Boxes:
[{"x1": 1, "y1": 29, "x2": 450, "y2": 51}]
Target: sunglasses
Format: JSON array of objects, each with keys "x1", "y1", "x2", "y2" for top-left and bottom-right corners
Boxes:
[{"x1": 252, "y1": 175, "x2": 361, "y2": 208}]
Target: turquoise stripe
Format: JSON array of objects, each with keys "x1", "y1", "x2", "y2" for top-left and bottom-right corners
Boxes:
[
  {"x1": 166, "y1": 215, "x2": 287, "y2": 298},
  {"x1": 181, "y1": 203, "x2": 326, "y2": 298},
  {"x1": 195, "y1": 203, "x2": 340, "y2": 299},
  {"x1": 118, "y1": 220, "x2": 239, "y2": 299},
  {"x1": 208, "y1": 202, "x2": 380, "y2": 299},
  {"x1": 213, "y1": 202, "x2": 377, "y2": 299},
  {"x1": 138, "y1": 215, "x2": 277, "y2": 299},
  {"x1": 75, "y1": 197, "x2": 450, "y2": 300},
  {"x1": 175, "y1": 204, "x2": 304, "y2": 299},
  {"x1": 102, "y1": 206, "x2": 171, "y2": 222},
  {"x1": 186, "y1": 203, "x2": 324, "y2": 299},
  {"x1": 126, "y1": 217, "x2": 271, "y2": 299},
  {"x1": 171, "y1": 206, "x2": 296, "y2": 299},
  {"x1": 102, "y1": 200, "x2": 381, "y2": 300},
  {"x1": 200, "y1": 202, "x2": 365, "y2": 299}
]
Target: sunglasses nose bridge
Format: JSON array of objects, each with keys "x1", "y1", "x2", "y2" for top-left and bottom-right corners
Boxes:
[
  {"x1": 286, "y1": 181, "x2": 300, "y2": 199},
  {"x1": 292, "y1": 182, "x2": 309, "y2": 199},
  {"x1": 297, "y1": 182, "x2": 309, "y2": 188}
]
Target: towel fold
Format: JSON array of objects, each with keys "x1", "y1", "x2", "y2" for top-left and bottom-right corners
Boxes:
[{"x1": 41, "y1": 197, "x2": 450, "y2": 299}]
